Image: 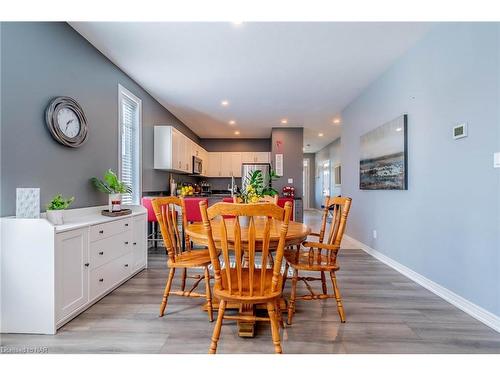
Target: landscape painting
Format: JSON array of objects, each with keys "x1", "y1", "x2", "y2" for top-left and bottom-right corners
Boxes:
[{"x1": 360, "y1": 114, "x2": 408, "y2": 190}]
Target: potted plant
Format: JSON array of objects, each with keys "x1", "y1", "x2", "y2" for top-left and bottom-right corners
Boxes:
[
  {"x1": 45, "y1": 194, "x2": 74, "y2": 225},
  {"x1": 236, "y1": 169, "x2": 279, "y2": 226},
  {"x1": 90, "y1": 169, "x2": 131, "y2": 212}
]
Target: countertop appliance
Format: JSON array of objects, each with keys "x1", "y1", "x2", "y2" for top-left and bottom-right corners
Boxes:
[
  {"x1": 200, "y1": 181, "x2": 211, "y2": 194},
  {"x1": 192, "y1": 156, "x2": 203, "y2": 174},
  {"x1": 241, "y1": 163, "x2": 271, "y2": 192},
  {"x1": 282, "y1": 186, "x2": 295, "y2": 198}
]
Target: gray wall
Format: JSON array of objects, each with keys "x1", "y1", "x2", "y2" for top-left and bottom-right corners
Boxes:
[
  {"x1": 0, "y1": 22, "x2": 198, "y2": 215},
  {"x1": 314, "y1": 138, "x2": 341, "y2": 208},
  {"x1": 200, "y1": 138, "x2": 270, "y2": 152},
  {"x1": 341, "y1": 23, "x2": 500, "y2": 316},
  {"x1": 271, "y1": 127, "x2": 304, "y2": 197},
  {"x1": 303, "y1": 153, "x2": 315, "y2": 209}
]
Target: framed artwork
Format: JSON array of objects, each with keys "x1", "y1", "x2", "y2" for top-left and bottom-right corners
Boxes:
[{"x1": 360, "y1": 114, "x2": 408, "y2": 190}]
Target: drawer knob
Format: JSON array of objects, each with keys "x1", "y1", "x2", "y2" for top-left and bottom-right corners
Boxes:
[
  {"x1": 84, "y1": 263, "x2": 90, "y2": 267},
  {"x1": 98, "y1": 251, "x2": 104, "y2": 255},
  {"x1": 125, "y1": 241, "x2": 129, "y2": 245},
  {"x1": 99, "y1": 230, "x2": 104, "y2": 234},
  {"x1": 124, "y1": 264, "x2": 129, "y2": 267},
  {"x1": 133, "y1": 242, "x2": 137, "y2": 245},
  {"x1": 125, "y1": 223, "x2": 129, "y2": 227},
  {"x1": 99, "y1": 278, "x2": 104, "y2": 282}
]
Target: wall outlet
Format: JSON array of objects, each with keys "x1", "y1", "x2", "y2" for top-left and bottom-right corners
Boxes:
[
  {"x1": 373, "y1": 230, "x2": 377, "y2": 239},
  {"x1": 288, "y1": 178, "x2": 293, "y2": 183}
]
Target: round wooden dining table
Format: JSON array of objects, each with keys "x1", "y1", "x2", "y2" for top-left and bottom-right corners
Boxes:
[{"x1": 185, "y1": 216, "x2": 311, "y2": 337}]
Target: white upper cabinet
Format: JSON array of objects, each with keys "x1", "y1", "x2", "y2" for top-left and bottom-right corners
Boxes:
[
  {"x1": 230, "y1": 152, "x2": 242, "y2": 177},
  {"x1": 241, "y1": 152, "x2": 270, "y2": 163},
  {"x1": 154, "y1": 126, "x2": 206, "y2": 174},
  {"x1": 208, "y1": 152, "x2": 222, "y2": 177}
]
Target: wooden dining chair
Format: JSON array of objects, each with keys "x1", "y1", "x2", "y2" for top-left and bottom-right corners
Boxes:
[
  {"x1": 259, "y1": 195, "x2": 279, "y2": 204},
  {"x1": 199, "y1": 201, "x2": 293, "y2": 354},
  {"x1": 284, "y1": 196, "x2": 352, "y2": 325},
  {"x1": 151, "y1": 197, "x2": 214, "y2": 322}
]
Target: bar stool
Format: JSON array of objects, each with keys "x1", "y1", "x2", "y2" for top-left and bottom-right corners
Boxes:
[{"x1": 142, "y1": 197, "x2": 163, "y2": 248}]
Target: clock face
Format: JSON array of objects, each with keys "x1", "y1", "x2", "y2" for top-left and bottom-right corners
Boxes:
[{"x1": 57, "y1": 107, "x2": 81, "y2": 138}]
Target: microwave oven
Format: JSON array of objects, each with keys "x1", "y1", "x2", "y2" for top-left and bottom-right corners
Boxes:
[{"x1": 192, "y1": 156, "x2": 203, "y2": 174}]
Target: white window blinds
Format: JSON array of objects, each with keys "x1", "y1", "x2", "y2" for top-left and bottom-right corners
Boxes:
[{"x1": 119, "y1": 85, "x2": 141, "y2": 205}]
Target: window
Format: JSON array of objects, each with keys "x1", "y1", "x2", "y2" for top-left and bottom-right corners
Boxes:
[{"x1": 118, "y1": 85, "x2": 142, "y2": 205}]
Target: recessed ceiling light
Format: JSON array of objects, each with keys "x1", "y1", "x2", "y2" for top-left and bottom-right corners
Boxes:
[
  {"x1": 396, "y1": 127, "x2": 402, "y2": 132},
  {"x1": 234, "y1": 130, "x2": 240, "y2": 135},
  {"x1": 221, "y1": 100, "x2": 229, "y2": 106},
  {"x1": 281, "y1": 119, "x2": 288, "y2": 124},
  {"x1": 318, "y1": 133, "x2": 324, "y2": 137},
  {"x1": 229, "y1": 120, "x2": 236, "y2": 125},
  {"x1": 333, "y1": 118, "x2": 341, "y2": 124}
]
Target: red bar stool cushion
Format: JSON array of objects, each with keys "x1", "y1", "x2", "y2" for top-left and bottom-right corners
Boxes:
[{"x1": 184, "y1": 198, "x2": 208, "y2": 222}]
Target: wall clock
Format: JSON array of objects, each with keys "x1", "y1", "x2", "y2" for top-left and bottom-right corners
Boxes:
[{"x1": 45, "y1": 96, "x2": 88, "y2": 148}]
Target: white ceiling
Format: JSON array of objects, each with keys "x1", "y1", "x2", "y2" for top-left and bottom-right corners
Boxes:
[{"x1": 70, "y1": 22, "x2": 433, "y2": 152}]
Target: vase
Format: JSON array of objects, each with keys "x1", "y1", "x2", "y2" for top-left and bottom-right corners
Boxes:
[
  {"x1": 108, "y1": 193, "x2": 122, "y2": 212},
  {"x1": 46, "y1": 209, "x2": 64, "y2": 225}
]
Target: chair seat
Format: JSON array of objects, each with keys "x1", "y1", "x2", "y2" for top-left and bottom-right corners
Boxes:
[
  {"x1": 167, "y1": 249, "x2": 212, "y2": 268},
  {"x1": 284, "y1": 248, "x2": 340, "y2": 271},
  {"x1": 214, "y1": 268, "x2": 283, "y2": 303}
]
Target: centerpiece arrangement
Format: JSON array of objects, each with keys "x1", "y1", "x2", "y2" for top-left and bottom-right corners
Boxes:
[
  {"x1": 45, "y1": 194, "x2": 74, "y2": 225},
  {"x1": 90, "y1": 169, "x2": 132, "y2": 215},
  {"x1": 236, "y1": 169, "x2": 279, "y2": 203}
]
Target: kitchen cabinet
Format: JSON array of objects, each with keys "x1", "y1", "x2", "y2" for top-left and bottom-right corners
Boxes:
[
  {"x1": 154, "y1": 126, "x2": 204, "y2": 174},
  {"x1": 208, "y1": 152, "x2": 223, "y2": 177},
  {"x1": 207, "y1": 152, "x2": 242, "y2": 177},
  {"x1": 1, "y1": 205, "x2": 147, "y2": 334},
  {"x1": 241, "y1": 152, "x2": 270, "y2": 163}
]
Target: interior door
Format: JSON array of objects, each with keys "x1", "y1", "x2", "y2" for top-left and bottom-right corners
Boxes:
[{"x1": 55, "y1": 228, "x2": 89, "y2": 323}]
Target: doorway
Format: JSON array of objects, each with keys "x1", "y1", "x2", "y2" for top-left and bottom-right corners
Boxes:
[{"x1": 303, "y1": 158, "x2": 310, "y2": 209}]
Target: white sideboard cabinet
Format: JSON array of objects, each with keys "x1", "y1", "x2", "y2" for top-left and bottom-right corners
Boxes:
[{"x1": 1, "y1": 205, "x2": 147, "y2": 334}]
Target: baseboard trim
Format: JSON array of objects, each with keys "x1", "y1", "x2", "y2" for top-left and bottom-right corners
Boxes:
[{"x1": 344, "y1": 235, "x2": 500, "y2": 334}]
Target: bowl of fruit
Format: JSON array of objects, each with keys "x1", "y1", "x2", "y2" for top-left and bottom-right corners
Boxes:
[{"x1": 180, "y1": 185, "x2": 194, "y2": 197}]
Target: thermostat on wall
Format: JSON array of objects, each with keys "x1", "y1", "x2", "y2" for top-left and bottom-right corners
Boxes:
[{"x1": 453, "y1": 123, "x2": 467, "y2": 140}]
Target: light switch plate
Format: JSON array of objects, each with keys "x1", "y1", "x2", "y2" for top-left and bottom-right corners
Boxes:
[
  {"x1": 288, "y1": 178, "x2": 293, "y2": 183},
  {"x1": 494, "y1": 152, "x2": 500, "y2": 168}
]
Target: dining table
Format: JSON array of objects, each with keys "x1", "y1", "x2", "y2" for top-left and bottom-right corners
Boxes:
[{"x1": 185, "y1": 216, "x2": 311, "y2": 337}]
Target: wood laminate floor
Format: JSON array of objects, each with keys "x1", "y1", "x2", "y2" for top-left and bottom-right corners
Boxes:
[{"x1": 2, "y1": 210, "x2": 500, "y2": 354}]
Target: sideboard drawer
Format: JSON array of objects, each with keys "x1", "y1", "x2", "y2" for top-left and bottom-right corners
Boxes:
[
  {"x1": 90, "y1": 217, "x2": 132, "y2": 241},
  {"x1": 89, "y1": 231, "x2": 132, "y2": 270},
  {"x1": 89, "y1": 252, "x2": 133, "y2": 301}
]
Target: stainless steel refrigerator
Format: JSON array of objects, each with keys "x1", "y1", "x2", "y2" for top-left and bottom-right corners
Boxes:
[{"x1": 241, "y1": 163, "x2": 271, "y2": 192}]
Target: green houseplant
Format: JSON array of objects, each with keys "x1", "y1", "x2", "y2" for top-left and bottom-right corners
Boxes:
[
  {"x1": 45, "y1": 194, "x2": 74, "y2": 225},
  {"x1": 237, "y1": 169, "x2": 279, "y2": 203},
  {"x1": 236, "y1": 169, "x2": 279, "y2": 227},
  {"x1": 91, "y1": 169, "x2": 131, "y2": 212}
]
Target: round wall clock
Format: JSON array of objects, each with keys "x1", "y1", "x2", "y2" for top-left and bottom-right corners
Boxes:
[{"x1": 45, "y1": 96, "x2": 88, "y2": 148}]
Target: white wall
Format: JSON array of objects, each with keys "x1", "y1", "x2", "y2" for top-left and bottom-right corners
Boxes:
[{"x1": 341, "y1": 23, "x2": 500, "y2": 316}]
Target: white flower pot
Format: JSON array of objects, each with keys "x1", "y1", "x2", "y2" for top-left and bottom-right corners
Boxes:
[
  {"x1": 108, "y1": 193, "x2": 122, "y2": 212},
  {"x1": 46, "y1": 209, "x2": 64, "y2": 225}
]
